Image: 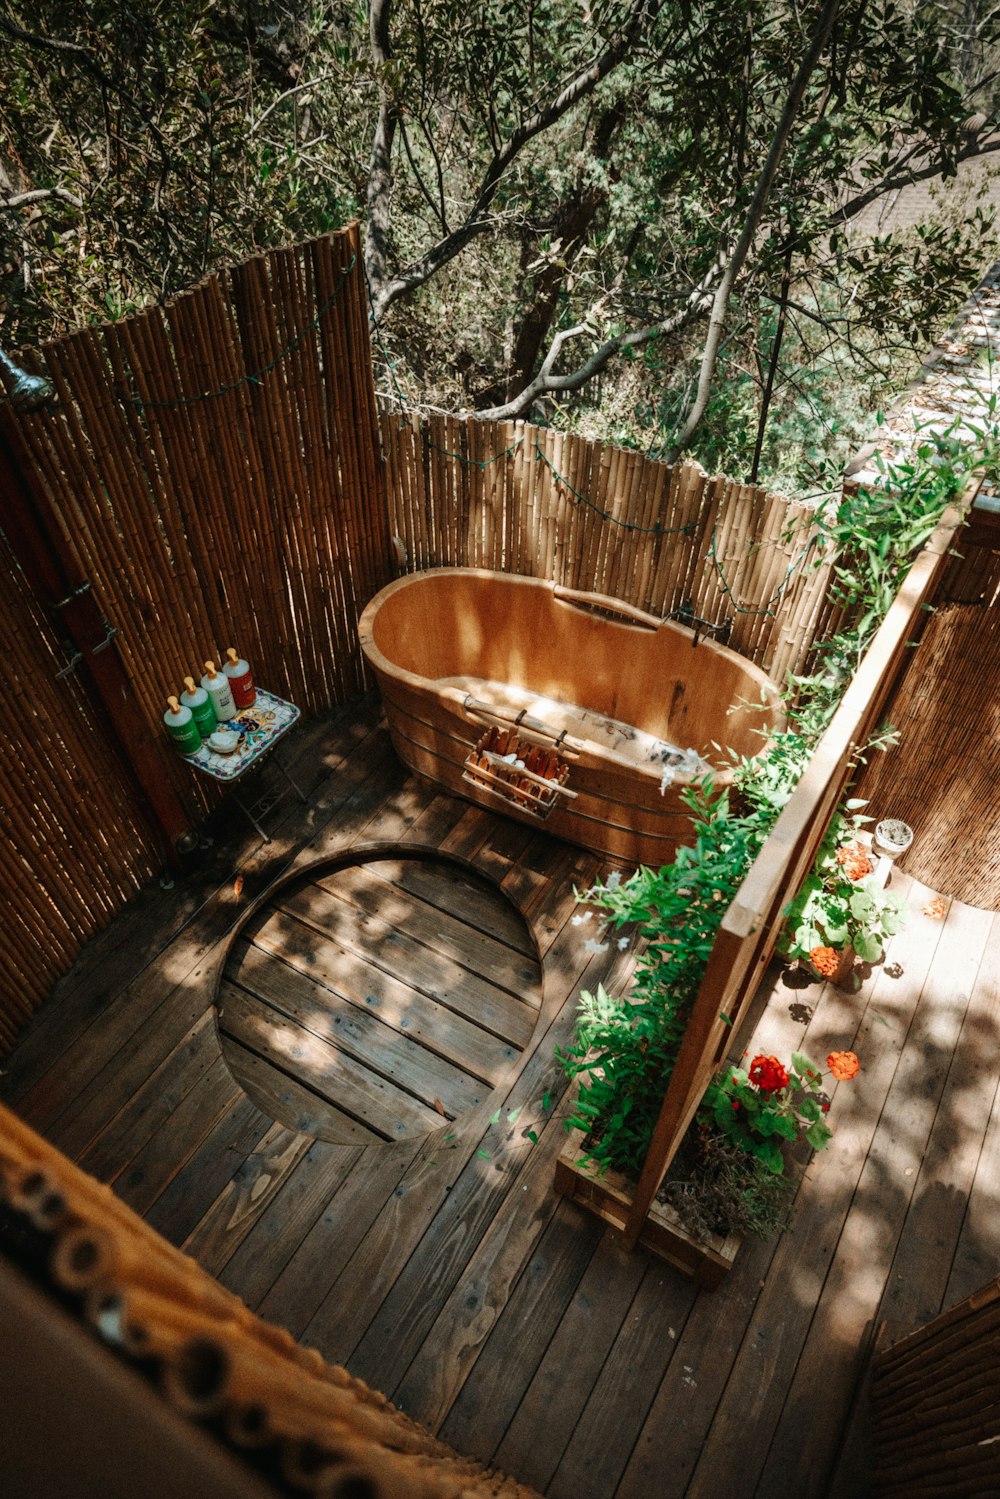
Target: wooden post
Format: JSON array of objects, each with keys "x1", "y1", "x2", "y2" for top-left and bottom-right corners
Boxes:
[{"x1": 0, "y1": 425, "x2": 191, "y2": 867}]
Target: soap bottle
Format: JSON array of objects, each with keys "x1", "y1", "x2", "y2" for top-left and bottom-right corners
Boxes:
[
  {"x1": 163, "y1": 696, "x2": 203, "y2": 755},
  {"x1": 223, "y1": 646, "x2": 256, "y2": 709},
  {"x1": 180, "y1": 675, "x2": 218, "y2": 739},
  {"x1": 201, "y1": 659, "x2": 237, "y2": 721}
]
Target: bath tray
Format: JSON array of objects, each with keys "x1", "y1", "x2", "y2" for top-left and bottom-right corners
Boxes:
[{"x1": 463, "y1": 728, "x2": 574, "y2": 821}]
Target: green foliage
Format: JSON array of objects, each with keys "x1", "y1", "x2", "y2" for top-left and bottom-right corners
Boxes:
[
  {"x1": 558, "y1": 421, "x2": 999, "y2": 1203},
  {"x1": 703, "y1": 1052, "x2": 832, "y2": 1175},
  {"x1": 778, "y1": 814, "x2": 907, "y2": 967}
]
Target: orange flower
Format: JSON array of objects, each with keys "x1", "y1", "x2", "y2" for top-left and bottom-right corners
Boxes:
[
  {"x1": 827, "y1": 1050, "x2": 860, "y2": 1081},
  {"x1": 836, "y1": 844, "x2": 874, "y2": 881},
  {"x1": 923, "y1": 895, "x2": 948, "y2": 921},
  {"x1": 809, "y1": 945, "x2": 841, "y2": 978}
]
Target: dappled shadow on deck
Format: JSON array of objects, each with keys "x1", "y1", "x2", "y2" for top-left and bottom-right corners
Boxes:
[{"x1": 2, "y1": 694, "x2": 998, "y2": 1499}]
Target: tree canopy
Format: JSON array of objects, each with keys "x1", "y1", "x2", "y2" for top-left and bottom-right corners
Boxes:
[{"x1": 2, "y1": 0, "x2": 998, "y2": 488}]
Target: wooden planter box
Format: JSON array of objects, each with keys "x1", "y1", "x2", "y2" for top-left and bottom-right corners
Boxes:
[{"x1": 554, "y1": 1128, "x2": 741, "y2": 1289}]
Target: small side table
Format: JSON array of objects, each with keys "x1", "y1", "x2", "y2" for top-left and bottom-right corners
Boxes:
[{"x1": 185, "y1": 688, "x2": 309, "y2": 842}]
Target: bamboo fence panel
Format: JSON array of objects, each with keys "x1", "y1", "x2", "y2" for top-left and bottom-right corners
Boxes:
[
  {"x1": 0, "y1": 225, "x2": 389, "y2": 1053},
  {"x1": 852, "y1": 593, "x2": 1000, "y2": 906},
  {"x1": 0, "y1": 526, "x2": 157, "y2": 1045},
  {"x1": 872, "y1": 1274, "x2": 1000, "y2": 1494},
  {"x1": 0, "y1": 1103, "x2": 542, "y2": 1499},
  {"x1": 379, "y1": 403, "x2": 837, "y2": 681}
]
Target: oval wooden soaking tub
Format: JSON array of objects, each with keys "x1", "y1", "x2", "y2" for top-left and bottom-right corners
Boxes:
[{"x1": 358, "y1": 568, "x2": 783, "y2": 867}]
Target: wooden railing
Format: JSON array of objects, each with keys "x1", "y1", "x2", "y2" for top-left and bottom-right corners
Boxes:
[{"x1": 617, "y1": 490, "x2": 975, "y2": 1248}]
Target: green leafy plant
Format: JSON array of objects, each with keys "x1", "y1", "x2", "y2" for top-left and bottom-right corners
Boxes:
[{"x1": 778, "y1": 811, "x2": 907, "y2": 972}]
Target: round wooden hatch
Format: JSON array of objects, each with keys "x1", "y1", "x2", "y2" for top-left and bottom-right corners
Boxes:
[{"x1": 215, "y1": 850, "x2": 543, "y2": 1144}]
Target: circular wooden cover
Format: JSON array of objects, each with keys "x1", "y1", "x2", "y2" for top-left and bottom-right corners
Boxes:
[{"x1": 216, "y1": 853, "x2": 543, "y2": 1144}]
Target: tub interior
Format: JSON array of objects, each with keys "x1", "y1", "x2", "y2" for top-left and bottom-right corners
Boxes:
[{"x1": 369, "y1": 571, "x2": 779, "y2": 766}]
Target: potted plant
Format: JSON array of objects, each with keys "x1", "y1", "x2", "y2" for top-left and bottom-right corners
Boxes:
[{"x1": 777, "y1": 810, "x2": 907, "y2": 986}]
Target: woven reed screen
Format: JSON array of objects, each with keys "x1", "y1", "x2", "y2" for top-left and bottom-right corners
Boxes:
[
  {"x1": 0, "y1": 527, "x2": 158, "y2": 1054},
  {"x1": 872, "y1": 1273, "x2": 1000, "y2": 1493},
  {"x1": 378, "y1": 403, "x2": 843, "y2": 686},
  {"x1": 0, "y1": 224, "x2": 389, "y2": 1052}
]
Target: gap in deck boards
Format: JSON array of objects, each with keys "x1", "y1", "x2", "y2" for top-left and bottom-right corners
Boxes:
[{"x1": 218, "y1": 853, "x2": 543, "y2": 1144}]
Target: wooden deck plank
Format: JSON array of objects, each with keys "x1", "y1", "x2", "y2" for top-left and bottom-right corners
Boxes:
[
  {"x1": 319, "y1": 858, "x2": 538, "y2": 990},
  {"x1": 74, "y1": 1007, "x2": 222, "y2": 1177},
  {"x1": 0, "y1": 697, "x2": 384, "y2": 1105},
  {"x1": 180, "y1": 1121, "x2": 314, "y2": 1277},
  {"x1": 219, "y1": 989, "x2": 447, "y2": 1139},
  {"x1": 362, "y1": 854, "x2": 536, "y2": 958},
  {"x1": 755, "y1": 897, "x2": 992, "y2": 1498},
  {"x1": 144, "y1": 1093, "x2": 273, "y2": 1245},
  {"x1": 272, "y1": 884, "x2": 540, "y2": 1044},
  {"x1": 256, "y1": 1141, "x2": 420, "y2": 1337},
  {"x1": 437, "y1": 1202, "x2": 604, "y2": 1464},
  {"x1": 492, "y1": 1231, "x2": 652, "y2": 1493},
  {"x1": 943, "y1": 909, "x2": 1000, "y2": 1310},
  {"x1": 217, "y1": 1136, "x2": 362, "y2": 1309},
  {"x1": 11, "y1": 719, "x2": 402, "y2": 1140},
  {"x1": 302, "y1": 935, "x2": 632, "y2": 1379},
  {"x1": 874, "y1": 908, "x2": 1000, "y2": 1346},
  {"x1": 546, "y1": 1259, "x2": 697, "y2": 1499},
  {"x1": 227, "y1": 939, "x2": 490, "y2": 1112},
  {"x1": 241, "y1": 911, "x2": 524, "y2": 1091},
  {"x1": 220, "y1": 1035, "x2": 385, "y2": 1145},
  {"x1": 112, "y1": 1055, "x2": 245, "y2": 1216},
  {"x1": 6, "y1": 704, "x2": 997, "y2": 1499},
  {"x1": 679, "y1": 877, "x2": 953, "y2": 1499}
]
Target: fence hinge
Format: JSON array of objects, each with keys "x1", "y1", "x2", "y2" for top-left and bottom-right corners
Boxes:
[
  {"x1": 54, "y1": 643, "x2": 83, "y2": 680},
  {"x1": 91, "y1": 616, "x2": 118, "y2": 654},
  {"x1": 49, "y1": 579, "x2": 92, "y2": 610}
]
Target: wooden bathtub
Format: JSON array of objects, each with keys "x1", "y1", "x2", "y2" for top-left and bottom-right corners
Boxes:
[{"x1": 358, "y1": 568, "x2": 783, "y2": 868}]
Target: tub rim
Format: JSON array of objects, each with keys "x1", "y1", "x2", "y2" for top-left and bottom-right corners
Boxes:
[{"x1": 358, "y1": 566, "x2": 783, "y2": 787}]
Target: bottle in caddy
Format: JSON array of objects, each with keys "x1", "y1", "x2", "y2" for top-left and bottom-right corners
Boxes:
[
  {"x1": 223, "y1": 647, "x2": 255, "y2": 708},
  {"x1": 200, "y1": 660, "x2": 237, "y2": 721}
]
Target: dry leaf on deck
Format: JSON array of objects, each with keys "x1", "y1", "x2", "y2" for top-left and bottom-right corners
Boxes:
[
  {"x1": 233, "y1": 874, "x2": 245, "y2": 900},
  {"x1": 922, "y1": 895, "x2": 947, "y2": 920},
  {"x1": 433, "y1": 1097, "x2": 446, "y2": 1116}
]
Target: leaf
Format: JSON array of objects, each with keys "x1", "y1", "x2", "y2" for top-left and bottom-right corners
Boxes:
[
  {"x1": 433, "y1": 1097, "x2": 447, "y2": 1117},
  {"x1": 806, "y1": 1121, "x2": 833, "y2": 1151},
  {"x1": 526, "y1": 1130, "x2": 539, "y2": 1145},
  {"x1": 476, "y1": 1148, "x2": 492, "y2": 1160},
  {"x1": 507, "y1": 1107, "x2": 522, "y2": 1124},
  {"x1": 488, "y1": 1109, "x2": 501, "y2": 1125},
  {"x1": 541, "y1": 1090, "x2": 552, "y2": 1111},
  {"x1": 233, "y1": 874, "x2": 244, "y2": 900}
]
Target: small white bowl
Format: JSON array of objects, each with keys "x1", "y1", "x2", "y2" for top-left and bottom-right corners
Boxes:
[{"x1": 208, "y1": 729, "x2": 240, "y2": 755}]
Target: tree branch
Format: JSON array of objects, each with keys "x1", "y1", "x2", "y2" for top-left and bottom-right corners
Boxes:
[
  {"x1": 366, "y1": 0, "x2": 662, "y2": 321},
  {"x1": 830, "y1": 132, "x2": 1000, "y2": 231},
  {"x1": 670, "y1": 0, "x2": 843, "y2": 455},
  {"x1": 0, "y1": 186, "x2": 83, "y2": 211}
]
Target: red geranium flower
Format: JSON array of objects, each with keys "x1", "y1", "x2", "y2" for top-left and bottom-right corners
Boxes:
[
  {"x1": 748, "y1": 1054, "x2": 790, "y2": 1095},
  {"x1": 827, "y1": 1050, "x2": 860, "y2": 1081}
]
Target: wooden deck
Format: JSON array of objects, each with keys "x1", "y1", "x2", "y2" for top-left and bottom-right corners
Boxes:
[{"x1": 3, "y1": 694, "x2": 999, "y2": 1499}]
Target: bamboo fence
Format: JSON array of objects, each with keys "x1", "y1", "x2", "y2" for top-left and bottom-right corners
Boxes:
[
  {"x1": 0, "y1": 225, "x2": 390, "y2": 1049},
  {"x1": 0, "y1": 1103, "x2": 541, "y2": 1499},
  {"x1": 378, "y1": 402, "x2": 845, "y2": 686},
  {"x1": 872, "y1": 1274, "x2": 1000, "y2": 1494}
]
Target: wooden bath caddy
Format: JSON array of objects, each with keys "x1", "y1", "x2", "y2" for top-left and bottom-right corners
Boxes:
[
  {"x1": 462, "y1": 713, "x2": 575, "y2": 822},
  {"x1": 554, "y1": 1127, "x2": 741, "y2": 1289}
]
